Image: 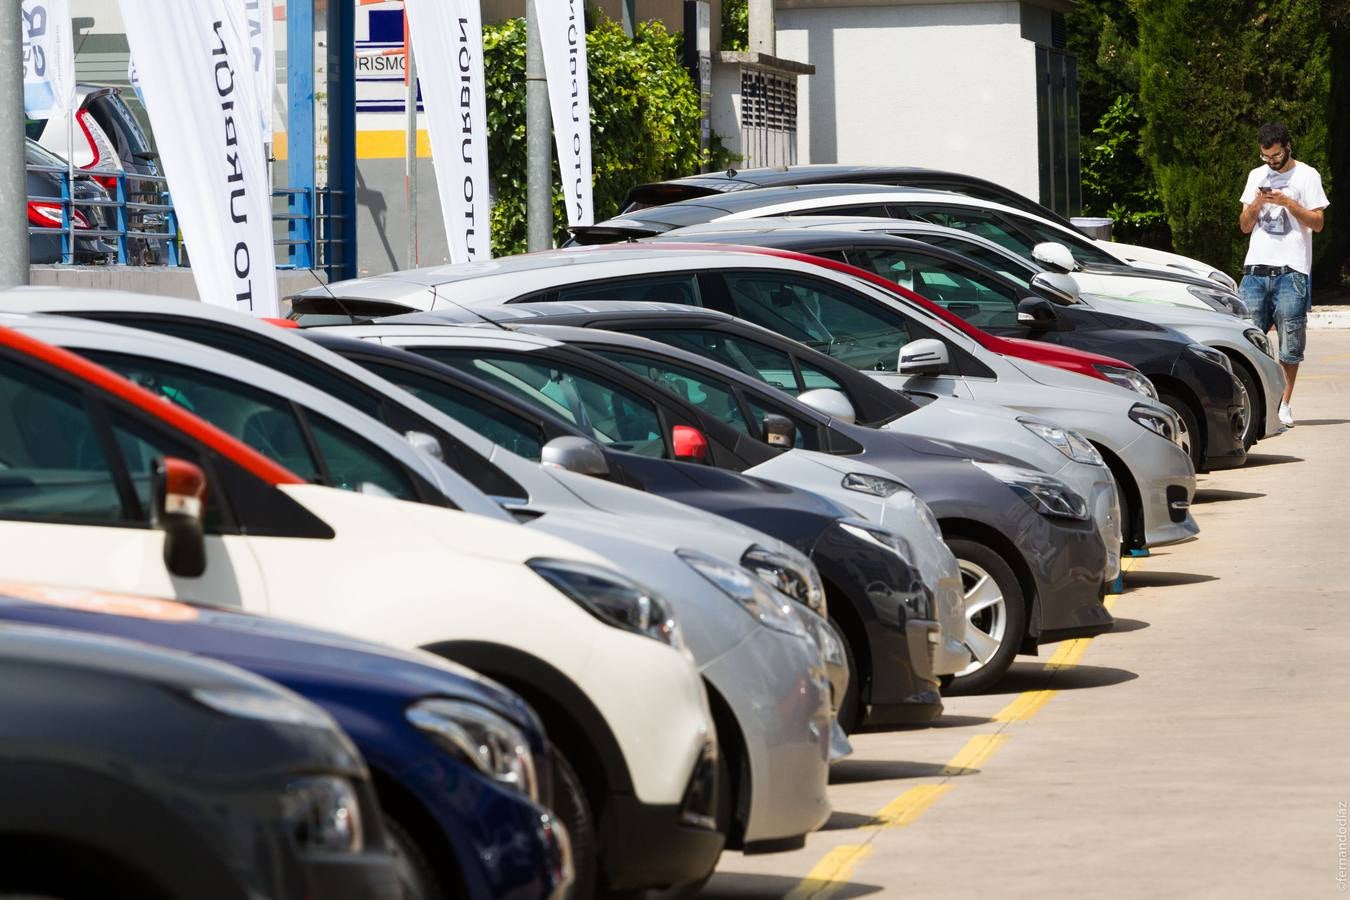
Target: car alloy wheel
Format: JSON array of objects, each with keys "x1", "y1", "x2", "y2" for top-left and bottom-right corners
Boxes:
[
  {"x1": 956, "y1": 559, "x2": 1007, "y2": 677},
  {"x1": 944, "y1": 538, "x2": 1027, "y2": 694}
]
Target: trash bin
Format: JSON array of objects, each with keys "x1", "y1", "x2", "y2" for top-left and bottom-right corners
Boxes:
[{"x1": 1071, "y1": 216, "x2": 1115, "y2": 241}]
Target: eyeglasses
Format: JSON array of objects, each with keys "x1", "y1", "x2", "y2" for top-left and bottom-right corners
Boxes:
[{"x1": 1260, "y1": 148, "x2": 1288, "y2": 163}]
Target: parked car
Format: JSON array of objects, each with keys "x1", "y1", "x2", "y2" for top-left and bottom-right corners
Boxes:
[
  {"x1": 289, "y1": 246, "x2": 1197, "y2": 554},
  {"x1": 616, "y1": 164, "x2": 1238, "y2": 289},
  {"x1": 2, "y1": 310, "x2": 838, "y2": 856},
  {"x1": 0, "y1": 580, "x2": 571, "y2": 900},
  {"x1": 0, "y1": 321, "x2": 723, "y2": 898},
  {"x1": 0, "y1": 620, "x2": 400, "y2": 899},
  {"x1": 314, "y1": 320, "x2": 1112, "y2": 693},
  {"x1": 0, "y1": 291, "x2": 947, "y2": 734},
  {"x1": 642, "y1": 224, "x2": 1248, "y2": 472},
  {"x1": 574, "y1": 183, "x2": 1246, "y2": 317},
  {"x1": 25, "y1": 138, "x2": 115, "y2": 264},
  {"x1": 743, "y1": 215, "x2": 1285, "y2": 449}
]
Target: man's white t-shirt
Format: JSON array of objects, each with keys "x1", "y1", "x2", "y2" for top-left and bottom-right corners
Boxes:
[{"x1": 1241, "y1": 160, "x2": 1329, "y2": 275}]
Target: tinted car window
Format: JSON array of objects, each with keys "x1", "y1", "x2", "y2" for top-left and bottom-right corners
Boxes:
[
  {"x1": 846, "y1": 248, "x2": 1019, "y2": 328},
  {"x1": 909, "y1": 234, "x2": 1035, "y2": 288},
  {"x1": 628, "y1": 329, "x2": 799, "y2": 393},
  {"x1": 591, "y1": 349, "x2": 754, "y2": 437},
  {"x1": 107, "y1": 410, "x2": 227, "y2": 532},
  {"x1": 361, "y1": 359, "x2": 547, "y2": 462},
  {"x1": 421, "y1": 350, "x2": 669, "y2": 458},
  {"x1": 553, "y1": 274, "x2": 701, "y2": 306},
  {"x1": 306, "y1": 413, "x2": 419, "y2": 499},
  {"x1": 87, "y1": 93, "x2": 155, "y2": 161},
  {"x1": 0, "y1": 355, "x2": 124, "y2": 523},
  {"x1": 721, "y1": 272, "x2": 911, "y2": 372}
]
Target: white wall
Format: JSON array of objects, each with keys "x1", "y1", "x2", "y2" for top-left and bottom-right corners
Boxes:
[{"x1": 777, "y1": 1, "x2": 1041, "y2": 201}]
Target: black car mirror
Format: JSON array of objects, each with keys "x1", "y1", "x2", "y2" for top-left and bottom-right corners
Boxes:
[
  {"x1": 152, "y1": 457, "x2": 208, "y2": 578},
  {"x1": 1017, "y1": 296, "x2": 1071, "y2": 332},
  {"x1": 761, "y1": 414, "x2": 796, "y2": 449}
]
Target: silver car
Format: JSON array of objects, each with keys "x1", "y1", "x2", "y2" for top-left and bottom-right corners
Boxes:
[{"x1": 2, "y1": 310, "x2": 840, "y2": 853}]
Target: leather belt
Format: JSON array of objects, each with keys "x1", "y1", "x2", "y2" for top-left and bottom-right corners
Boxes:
[{"x1": 1243, "y1": 264, "x2": 1295, "y2": 277}]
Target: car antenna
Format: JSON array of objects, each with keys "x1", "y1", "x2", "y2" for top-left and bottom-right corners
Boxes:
[
  {"x1": 429, "y1": 283, "x2": 513, "y2": 332},
  {"x1": 299, "y1": 265, "x2": 368, "y2": 325}
]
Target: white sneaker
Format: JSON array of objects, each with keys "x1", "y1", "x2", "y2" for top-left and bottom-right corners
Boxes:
[{"x1": 1279, "y1": 402, "x2": 1295, "y2": 428}]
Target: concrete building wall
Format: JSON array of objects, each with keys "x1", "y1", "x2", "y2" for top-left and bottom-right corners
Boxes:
[{"x1": 776, "y1": 1, "x2": 1041, "y2": 201}]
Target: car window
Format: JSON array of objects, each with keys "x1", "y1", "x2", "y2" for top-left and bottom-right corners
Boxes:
[
  {"x1": 106, "y1": 410, "x2": 226, "y2": 532},
  {"x1": 903, "y1": 205, "x2": 1039, "y2": 257},
  {"x1": 87, "y1": 94, "x2": 154, "y2": 160},
  {"x1": 553, "y1": 274, "x2": 702, "y2": 306},
  {"x1": 627, "y1": 329, "x2": 800, "y2": 393},
  {"x1": 908, "y1": 234, "x2": 1035, "y2": 289},
  {"x1": 805, "y1": 203, "x2": 896, "y2": 218},
  {"x1": 361, "y1": 359, "x2": 547, "y2": 462},
  {"x1": 306, "y1": 413, "x2": 419, "y2": 500},
  {"x1": 0, "y1": 355, "x2": 125, "y2": 524},
  {"x1": 798, "y1": 362, "x2": 846, "y2": 393},
  {"x1": 1000, "y1": 212, "x2": 1123, "y2": 266},
  {"x1": 590, "y1": 348, "x2": 754, "y2": 437},
  {"x1": 721, "y1": 272, "x2": 911, "y2": 373},
  {"x1": 744, "y1": 395, "x2": 817, "y2": 451},
  {"x1": 420, "y1": 349, "x2": 669, "y2": 458},
  {"x1": 846, "y1": 248, "x2": 1020, "y2": 327}
]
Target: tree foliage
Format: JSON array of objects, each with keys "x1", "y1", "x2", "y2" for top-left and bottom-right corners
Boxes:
[
  {"x1": 1081, "y1": 94, "x2": 1170, "y2": 246},
  {"x1": 483, "y1": 15, "x2": 712, "y2": 256},
  {"x1": 722, "y1": 0, "x2": 748, "y2": 50},
  {"x1": 1134, "y1": 0, "x2": 1331, "y2": 276}
]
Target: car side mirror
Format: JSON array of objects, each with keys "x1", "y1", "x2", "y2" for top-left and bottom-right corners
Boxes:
[
  {"x1": 541, "y1": 436, "x2": 611, "y2": 477},
  {"x1": 404, "y1": 430, "x2": 445, "y2": 462},
  {"x1": 672, "y1": 425, "x2": 710, "y2": 463},
  {"x1": 1029, "y1": 271, "x2": 1082, "y2": 306},
  {"x1": 797, "y1": 388, "x2": 856, "y2": 425},
  {"x1": 897, "y1": 339, "x2": 950, "y2": 375},
  {"x1": 761, "y1": 414, "x2": 796, "y2": 449},
  {"x1": 1017, "y1": 296, "x2": 1071, "y2": 332},
  {"x1": 152, "y1": 457, "x2": 207, "y2": 579},
  {"x1": 1031, "y1": 241, "x2": 1079, "y2": 273}
]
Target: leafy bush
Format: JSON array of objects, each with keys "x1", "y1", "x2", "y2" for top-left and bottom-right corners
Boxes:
[
  {"x1": 1081, "y1": 94, "x2": 1170, "y2": 247},
  {"x1": 722, "y1": 0, "x2": 748, "y2": 50},
  {"x1": 483, "y1": 15, "x2": 712, "y2": 255}
]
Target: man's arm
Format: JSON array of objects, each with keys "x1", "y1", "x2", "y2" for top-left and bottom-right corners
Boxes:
[
  {"x1": 1263, "y1": 190, "x2": 1325, "y2": 232},
  {"x1": 1239, "y1": 199, "x2": 1262, "y2": 234}
]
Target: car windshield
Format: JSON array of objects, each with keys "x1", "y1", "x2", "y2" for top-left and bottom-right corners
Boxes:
[
  {"x1": 905, "y1": 233, "x2": 1036, "y2": 290},
  {"x1": 904, "y1": 204, "x2": 1121, "y2": 268},
  {"x1": 844, "y1": 248, "x2": 1020, "y2": 328},
  {"x1": 24, "y1": 139, "x2": 66, "y2": 168}
]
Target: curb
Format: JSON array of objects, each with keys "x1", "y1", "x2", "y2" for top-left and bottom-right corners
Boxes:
[{"x1": 1309, "y1": 310, "x2": 1350, "y2": 329}]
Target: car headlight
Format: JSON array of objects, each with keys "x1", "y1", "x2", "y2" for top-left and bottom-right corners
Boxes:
[
  {"x1": 280, "y1": 776, "x2": 364, "y2": 853},
  {"x1": 1128, "y1": 402, "x2": 1180, "y2": 444},
  {"x1": 1209, "y1": 270, "x2": 1238, "y2": 291},
  {"x1": 741, "y1": 546, "x2": 827, "y2": 617},
  {"x1": 1018, "y1": 418, "x2": 1105, "y2": 466},
  {"x1": 1186, "y1": 343, "x2": 1231, "y2": 371},
  {"x1": 1094, "y1": 364, "x2": 1158, "y2": 399},
  {"x1": 842, "y1": 472, "x2": 906, "y2": 497},
  {"x1": 191, "y1": 686, "x2": 336, "y2": 730},
  {"x1": 529, "y1": 558, "x2": 685, "y2": 651},
  {"x1": 972, "y1": 461, "x2": 1089, "y2": 521},
  {"x1": 911, "y1": 495, "x2": 944, "y2": 540},
  {"x1": 837, "y1": 521, "x2": 933, "y2": 619},
  {"x1": 1244, "y1": 328, "x2": 1275, "y2": 359},
  {"x1": 679, "y1": 549, "x2": 805, "y2": 637},
  {"x1": 406, "y1": 699, "x2": 538, "y2": 801},
  {"x1": 1187, "y1": 285, "x2": 1249, "y2": 318}
]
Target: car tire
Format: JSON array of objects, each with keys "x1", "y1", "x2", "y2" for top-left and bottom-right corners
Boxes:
[
  {"x1": 1229, "y1": 361, "x2": 1261, "y2": 449},
  {"x1": 1159, "y1": 391, "x2": 1203, "y2": 471},
  {"x1": 944, "y1": 538, "x2": 1026, "y2": 695},
  {"x1": 552, "y1": 749, "x2": 598, "y2": 900},
  {"x1": 384, "y1": 815, "x2": 444, "y2": 900},
  {"x1": 832, "y1": 616, "x2": 862, "y2": 734}
]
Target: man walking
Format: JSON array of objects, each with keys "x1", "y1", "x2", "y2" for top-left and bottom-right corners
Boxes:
[{"x1": 1238, "y1": 122, "x2": 1329, "y2": 428}]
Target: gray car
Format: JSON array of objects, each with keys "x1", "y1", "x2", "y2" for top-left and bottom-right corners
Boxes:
[{"x1": 2, "y1": 311, "x2": 840, "y2": 854}]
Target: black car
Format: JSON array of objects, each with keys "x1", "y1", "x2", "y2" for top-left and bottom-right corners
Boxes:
[
  {"x1": 638, "y1": 227, "x2": 1247, "y2": 473},
  {"x1": 0, "y1": 623, "x2": 399, "y2": 899},
  {"x1": 25, "y1": 139, "x2": 115, "y2": 264}
]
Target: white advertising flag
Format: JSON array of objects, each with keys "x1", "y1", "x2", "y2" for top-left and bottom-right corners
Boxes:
[
  {"x1": 240, "y1": 0, "x2": 276, "y2": 138},
  {"x1": 404, "y1": 0, "x2": 491, "y2": 262},
  {"x1": 536, "y1": 0, "x2": 594, "y2": 227},
  {"x1": 21, "y1": 0, "x2": 76, "y2": 119},
  {"x1": 119, "y1": 0, "x2": 279, "y2": 316}
]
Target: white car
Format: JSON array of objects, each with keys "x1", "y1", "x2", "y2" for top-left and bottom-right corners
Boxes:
[{"x1": 0, "y1": 321, "x2": 726, "y2": 896}]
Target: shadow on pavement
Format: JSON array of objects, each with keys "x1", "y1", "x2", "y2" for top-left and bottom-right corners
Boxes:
[
  {"x1": 829, "y1": 758, "x2": 975, "y2": 785},
  {"x1": 698, "y1": 873, "x2": 882, "y2": 899},
  {"x1": 820, "y1": 811, "x2": 885, "y2": 830},
  {"x1": 1125, "y1": 570, "x2": 1218, "y2": 588},
  {"x1": 1240, "y1": 453, "x2": 1303, "y2": 468},
  {"x1": 969, "y1": 662, "x2": 1139, "y2": 696},
  {"x1": 1193, "y1": 489, "x2": 1266, "y2": 503},
  {"x1": 1293, "y1": 418, "x2": 1350, "y2": 426},
  {"x1": 1107, "y1": 617, "x2": 1150, "y2": 634}
]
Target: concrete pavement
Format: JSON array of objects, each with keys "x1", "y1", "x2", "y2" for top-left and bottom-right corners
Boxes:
[{"x1": 699, "y1": 331, "x2": 1350, "y2": 899}]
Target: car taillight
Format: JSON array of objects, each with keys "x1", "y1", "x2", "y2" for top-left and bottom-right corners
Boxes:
[
  {"x1": 76, "y1": 108, "x2": 122, "y2": 195},
  {"x1": 27, "y1": 201, "x2": 90, "y2": 229}
]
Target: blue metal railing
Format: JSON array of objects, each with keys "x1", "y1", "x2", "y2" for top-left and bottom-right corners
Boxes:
[{"x1": 25, "y1": 164, "x2": 336, "y2": 275}]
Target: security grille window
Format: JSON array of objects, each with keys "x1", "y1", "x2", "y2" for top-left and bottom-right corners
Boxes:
[{"x1": 740, "y1": 68, "x2": 798, "y2": 168}]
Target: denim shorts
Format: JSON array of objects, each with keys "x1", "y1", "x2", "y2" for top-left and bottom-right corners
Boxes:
[{"x1": 1238, "y1": 270, "x2": 1308, "y2": 364}]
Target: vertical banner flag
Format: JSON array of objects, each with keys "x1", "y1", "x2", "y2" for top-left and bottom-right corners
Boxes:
[
  {"x1": 21, "y1": 0, "x2": 76, "y2": 120},
  {"x1": 241, "y1": 0, "x2": 276, "y2": 139},
  {"x1": 535, "y1": 0, "x2": 594, "y2": 227},
  {"x1": 404, "y1": 0, "x2": 491, "y2": 262},
  {"x1": 119, "y1": 0, "x2": 279, "y2": 316}
]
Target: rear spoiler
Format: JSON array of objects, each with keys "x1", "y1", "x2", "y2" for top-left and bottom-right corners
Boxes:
[{"x1": 567, "y1": 223, "x2": 667, "y2": 245}]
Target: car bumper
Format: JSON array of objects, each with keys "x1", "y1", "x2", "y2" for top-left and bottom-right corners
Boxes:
[
  {"x1": 1250, "y1": 343, "x2": 1286, "y2": 441},
  {"x1": 1116, "y1": 430, "x2": 1199, "y2": 548},
  {"x1": 598, "y1": 792, "x2": 725, "y2": 892},
  {"x1": 1024, "y1": 514, "x2": 1115, "y2": 646},
  {"x1": 299, "y1": 851, "x2": 404, "y2": 900},
  {"x1": 703, "y1": 624, "x2": 833, "y2": 846},
  {"x1": 862, "y1": 618, "x2": 943, "y2": 726},
  {"x1": 1199, "y1": 378, "x2": 1249, "y2": 471},
  {"x1": 1050, "y1": 459, "x2": 1122, "y2": 583}
]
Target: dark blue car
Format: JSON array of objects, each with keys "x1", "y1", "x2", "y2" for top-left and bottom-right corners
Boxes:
[{"x1": 0, "y1": 582, "x2": 572, "y2": 900}]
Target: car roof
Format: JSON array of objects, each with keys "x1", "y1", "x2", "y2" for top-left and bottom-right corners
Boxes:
[{"x1": 381, "y1": 300, "x2": 737, "y2": 327}]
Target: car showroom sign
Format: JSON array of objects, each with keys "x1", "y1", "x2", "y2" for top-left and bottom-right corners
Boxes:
[{"x1": 536, "y1": 0, "x2": 595, "y2": 227}]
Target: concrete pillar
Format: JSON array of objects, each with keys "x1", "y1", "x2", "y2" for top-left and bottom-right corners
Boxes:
[{"x1": 748, "y1": 0, "x2": 775, "y2": 55}]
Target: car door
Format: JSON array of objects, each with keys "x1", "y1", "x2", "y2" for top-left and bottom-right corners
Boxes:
[{"x1": 0, "y1": 349, "x2": 268, "y2": 609}]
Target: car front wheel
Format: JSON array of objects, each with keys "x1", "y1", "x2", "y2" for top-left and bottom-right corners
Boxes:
[{"x1": 945, "y1": 538, "x2": 1026, "y2": 694}]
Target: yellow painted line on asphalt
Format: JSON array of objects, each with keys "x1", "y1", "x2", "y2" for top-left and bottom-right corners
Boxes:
[{"x1": 785, "y1": 555, "x2": 1142, "y2": 896}]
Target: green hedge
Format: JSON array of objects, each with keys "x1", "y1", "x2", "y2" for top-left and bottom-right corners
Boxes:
[{"x1": 483, "y1": 15, "x2": 713, "y2": 256}]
